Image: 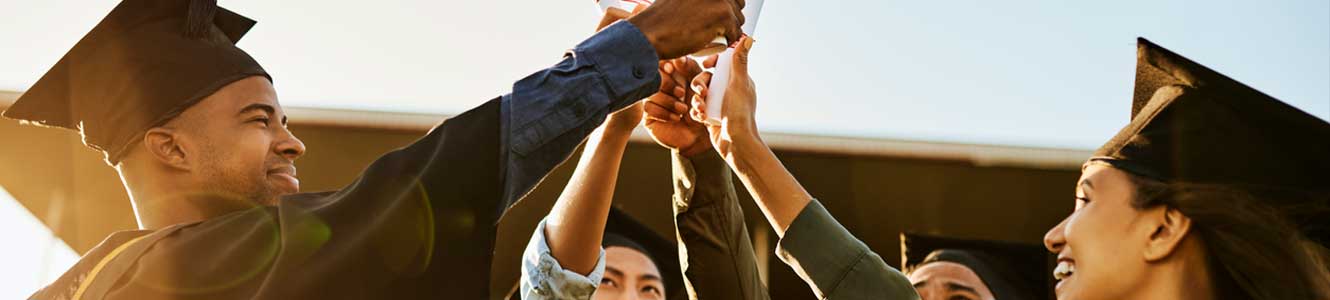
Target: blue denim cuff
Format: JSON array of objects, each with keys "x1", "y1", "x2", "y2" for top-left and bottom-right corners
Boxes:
[{"x1": 573, "y1": 20, "x2": 662, "y2": 104}]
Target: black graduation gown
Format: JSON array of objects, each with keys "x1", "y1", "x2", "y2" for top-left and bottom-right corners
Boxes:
[{"x1": 32, "y1": 98, "x2": 540, "y2": 299}]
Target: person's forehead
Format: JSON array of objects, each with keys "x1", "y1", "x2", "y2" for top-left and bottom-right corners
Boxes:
[
  {"x1": 1078, "y1": 164, "x2": 1132, "y2": 192},
  {"x1": 199, "y1": 76, "x2": 281, "y2": 113},
  {"x1": 909, "y1": 261, "x2": 984, "y2": 285},
  {"x1": 605, "y1": 246, "x2": 660, "y2": 278},
  {"x1": 1079, "y1": 163, "x2": 1109, "y2": 183}
]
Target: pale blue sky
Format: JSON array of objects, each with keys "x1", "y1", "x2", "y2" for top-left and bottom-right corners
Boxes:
[{"x1": 2, "y1": 0, "x2": 1326, "y2": 150}]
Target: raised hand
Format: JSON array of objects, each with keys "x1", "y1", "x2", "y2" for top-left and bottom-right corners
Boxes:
[
  {"x1": 628, "y1": 0, "x2": 746, "y2": 59},
  {"x1": 689, "y1": 36, "x2": 756, "y2": 158},
  {"x1": 644, "y1": 57, "x2": 710, "y2": 156}
]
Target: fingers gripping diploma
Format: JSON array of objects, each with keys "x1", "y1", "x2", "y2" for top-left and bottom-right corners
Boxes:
[{"x1": 689, "y1": 36, "x2": 757, "y2": 157}]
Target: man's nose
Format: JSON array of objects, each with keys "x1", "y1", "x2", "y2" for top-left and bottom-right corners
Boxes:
[{"x1": 275, "y1": 127, "x2": 306, "y2": 160}]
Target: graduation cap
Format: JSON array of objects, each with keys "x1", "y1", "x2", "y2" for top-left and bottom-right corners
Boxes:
[
  {"x1": 2, "y1": 0, "x2": 269, "y2": 165},
  {"x1": 604, "y1": 207, "x2": 684, "y2": 300},
  {"x1": 1091, "y1": 38, "x2": 1330, "y2": 243},
  {"x1": 901, "y1": 232, "x2": 1052, "y2": 300}
]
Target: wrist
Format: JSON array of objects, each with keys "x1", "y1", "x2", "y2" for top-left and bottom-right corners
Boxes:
[
  {"x1": 626, "y1": 11, "x2": 669, "y2": 58},
  {"x1": 678, "y1": 139, "x2": 713, "y2": 158},
  {"x1": 719, "y1": 129, "x2": 765, "y2": 164},
  {"x1": 725, "y1": 118, "x2": 760, "y2": 145},
  {"x1": 600, "y1": 125, "x2": 636, "y2": 141}
]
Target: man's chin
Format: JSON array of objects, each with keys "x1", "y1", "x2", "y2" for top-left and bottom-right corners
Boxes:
[{"x1": 267, "y1": 173, "x2": 301, "y2": 197}]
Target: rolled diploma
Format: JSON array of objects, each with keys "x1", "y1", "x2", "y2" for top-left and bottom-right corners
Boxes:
[{"x1": 704, "y1": 0, "x2": 764, "y2": 126}]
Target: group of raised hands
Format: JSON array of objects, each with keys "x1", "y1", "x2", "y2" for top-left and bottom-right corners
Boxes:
[
  {"x1": 518, "y1": 2, "x2": 918, "y2": 299},
  {"x1": 605, "y1": 4, "x2": 817, "y2": 241},
  {"x1": 610, "y1": 35, "x2": 758, "y2": 163}
]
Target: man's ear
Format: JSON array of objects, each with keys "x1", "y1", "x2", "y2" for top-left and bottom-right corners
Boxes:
[
  {"x1": 142, "y1": 127, "x2": 190, "y2": 170},
  {"x1": 1143, "y1": 206, "x2": 1193, "y2": 262}
]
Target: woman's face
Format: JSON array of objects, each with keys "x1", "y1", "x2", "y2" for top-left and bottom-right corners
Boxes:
[
  {"x1": 908, "y1": 261, "x2": 995, "y2": 300},
  {"x1": 1043, "y1": 164, "x2": 1156, "y2": 300},
  {"x1": 593, "y1": 246, "x2": 665, "y2": 300}
]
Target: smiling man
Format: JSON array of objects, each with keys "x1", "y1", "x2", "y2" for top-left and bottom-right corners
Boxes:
[
  {"x1": 5, "y1": 0, "x2": 743, "y2": 299},
  {"x1": 114, "y1": 76, "x2": 303, "y2": 229}
]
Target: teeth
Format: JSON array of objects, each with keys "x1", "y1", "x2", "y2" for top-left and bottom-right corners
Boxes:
[{"x1": 1053, "y1": 261, "x2": 1075, "y2": 281}]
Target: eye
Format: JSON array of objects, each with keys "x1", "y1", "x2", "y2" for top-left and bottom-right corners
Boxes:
[
  {"x1": 251, "y1": 117, "x2": 271, "y2": 127},
  {"x1": 599, "y1": 278, "x2": 618, "y2": 288},
  {"x1": 1074, "y1": 196, "x2": 1090, "y2": 210},
  {"x1": 948, "y1": 296, "x2": 974, "y2": 300},
  {"x1": 640, "y1": 285, "x2": 662, "y2": 298}
]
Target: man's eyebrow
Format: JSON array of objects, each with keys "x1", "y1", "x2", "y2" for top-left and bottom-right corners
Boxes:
[
  {"x1": 638, "y1": 273, "x2": 661, "y2": 282},
  {"x1": 945, "y1": 282, "x2": 979, "y2": 294},
  {"x1": 912, "y1": 280, "x2": 928, "y2": 288},
  {"x1": 237, "y1": 103, "x2": 288, "y2": 125},
  {"x1": 605, "y1": 266, "x2": 623, "y2": 278},
  {"x1": 237, "y1": 103, "x2": 275, "y2": 117}
]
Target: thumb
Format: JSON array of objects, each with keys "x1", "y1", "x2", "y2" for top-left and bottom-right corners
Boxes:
[{"x1": 731, "y1": 35, "x2": 754, "y2": 76}]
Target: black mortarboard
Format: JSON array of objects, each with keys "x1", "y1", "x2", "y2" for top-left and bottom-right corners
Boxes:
[
  {"x1": 603, "y1": 207, "x2": 684, "y2": 300},
  {"x1": 1091, "y1": 38, "x2": 1330, "y2": 243},
  {"x1": 901, "y1": 232, "x2": 1052, "y2": 300},
  {"x1": 2, "y1": 0, "x2": 269, "y2": 164}
]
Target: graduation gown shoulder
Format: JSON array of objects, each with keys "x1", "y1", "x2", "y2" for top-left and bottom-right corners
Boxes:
[
  {"x1": 34, "y1": 99, "x2": 504, "y2": 300},
  {"x1": 30, "y1": 20, "x2": 662, "y2": 300}
]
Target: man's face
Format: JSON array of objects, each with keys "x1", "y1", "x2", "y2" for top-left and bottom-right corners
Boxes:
[
  {"x1": 594, "y1": 246, "x2": 665, "y2": 300},
  {"x1": 908, "y1": 262, "x2": 995, "y2": 300},
  {"x1": 168, "y1": 76, "x2": 305, "y2": 205}
]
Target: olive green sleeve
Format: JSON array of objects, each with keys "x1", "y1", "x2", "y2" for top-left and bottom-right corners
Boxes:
[
  {"x1": 775, "y1": 200, "x2": 919, "y2": 300},
  {"x1": 672, "y1": 150, "x2": 770, "y2": 300}
]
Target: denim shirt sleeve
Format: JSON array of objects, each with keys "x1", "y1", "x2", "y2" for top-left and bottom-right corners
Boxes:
[
  {"x1": 500, "y1": 20, "x2": 662, "y2": 206},
  {"x1": 520, "y1": 218, "x2": 608, "y2": 300}
]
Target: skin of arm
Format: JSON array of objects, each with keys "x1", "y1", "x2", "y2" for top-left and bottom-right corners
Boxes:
[
  {"x1": 687, "y1": 37, "x2": 920, "y2": 300},
  {"x1": 645, "y1": 55, "x2": 770, "y2": 300},
  {"x1": 540, "y1": 12, "x2": 650, "y2": 276},
  {"x1": 688, "y1": 37, "x2": 811, "y2": 237},
  {"x1": 723, "y1": 130, "x2": 811, "y2": 238},
  {"x1": 543, "y1": 102, "x2": 643, "y2": 275}
]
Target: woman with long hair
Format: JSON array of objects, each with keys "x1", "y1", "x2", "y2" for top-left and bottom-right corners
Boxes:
[{"x1": 1043, "y1": 39, "x2": 1330, "y2": 300}]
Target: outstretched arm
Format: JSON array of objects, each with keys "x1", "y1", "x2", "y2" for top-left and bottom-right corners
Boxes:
[
  {"x1": 519, "y1": 103, "x2": 642, "y2": 299},
  {"x1": 688, "y1": 37, "x2": 919, "y2": 300},
  {"x1": 532, "y1": 10, "x2": 652, "y2": 276},
  {"x1": 500, "y1": 0, "x2": 749, "y2": 209},
  {"x1": 516, "y1": 10, "x2": 656, "y2": 299},
  {"x1": 645, "y1": 56, "x2": 770, "y2": 300},
  {"x1": 687, "y1": 38, "x2": 810, "y2": 237},
  {"x1": 543, "y1": 102, "x2": 642, "y2": 275}
]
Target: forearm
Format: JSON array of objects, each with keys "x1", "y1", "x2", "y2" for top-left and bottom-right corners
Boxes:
[
  {"x1": 499, "y1": 21, "x2": 660, "y2": 209},
  {"x1": 723, "y1": 133, "x2": 813, "y2": 237},
  {"x1": 776, "y1": 201, "x2": 918, "y2": 300},
  {"x1": 521, "y1": 219, "x2": 607, "y2": 300},
  {"x1": 544, "y1": 126, "x2": 633, "y2": 275}
]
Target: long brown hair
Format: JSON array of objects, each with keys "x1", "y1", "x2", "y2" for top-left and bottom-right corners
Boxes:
[{"x1": 1125, "y1": 172, "x2": 1330, "y2": 300}]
